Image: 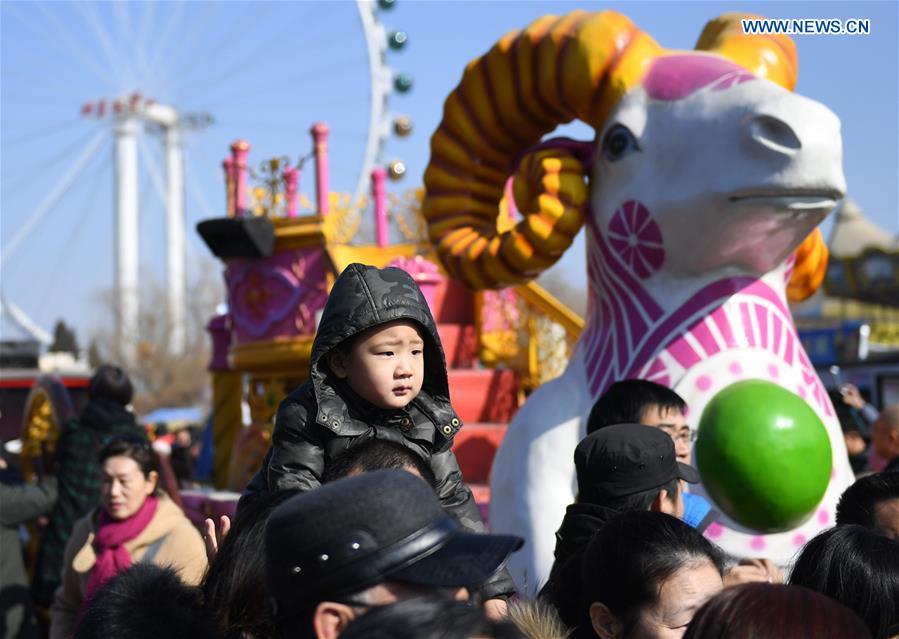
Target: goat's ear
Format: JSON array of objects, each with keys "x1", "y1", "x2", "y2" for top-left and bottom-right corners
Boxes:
[{"x1": 787, "y1": 228, "x2": 828, "y2": 302}]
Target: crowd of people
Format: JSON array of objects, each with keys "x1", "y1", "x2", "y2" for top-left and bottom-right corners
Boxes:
[{"x1": 1, "y1": 263, "x2": 897, "y2": 639}]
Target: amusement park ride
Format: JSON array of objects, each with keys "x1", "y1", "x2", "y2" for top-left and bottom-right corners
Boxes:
[{"x1": 7, "y1": 6, "x2": 899, "y2": 597}]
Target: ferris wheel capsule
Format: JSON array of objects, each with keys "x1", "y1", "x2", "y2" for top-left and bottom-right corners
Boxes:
[
  {"x1": 393, "y1": 73, "x2": 413, "y2": 93},
  {"x1": 388, "y1": 31, "x2": 407, "y2": 50},
  {"x1": 388, "y1": 160, "x2": 406, "y2": 180},
  {"x1": 393, "y1": 116, "x2": 413, "y2": 137}
]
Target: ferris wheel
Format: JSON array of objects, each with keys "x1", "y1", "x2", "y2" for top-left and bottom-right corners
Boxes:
[
  {"x1": 0, "y1": 0, "x2": 413, "y2": 352},
  {"x1": 356, "y1": 0, "x2": 413, "y2": 212}
]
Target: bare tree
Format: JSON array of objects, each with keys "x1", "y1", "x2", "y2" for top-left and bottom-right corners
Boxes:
[{"x1": 90, "y1": 259, "x2": 224, "y2": 415}]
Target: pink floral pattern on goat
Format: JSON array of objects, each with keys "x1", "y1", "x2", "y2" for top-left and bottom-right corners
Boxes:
[{"x1": 607, "y1": 200, "x2": 665, "y2": 279}]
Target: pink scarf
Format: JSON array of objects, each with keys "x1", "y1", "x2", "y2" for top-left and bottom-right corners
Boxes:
[{"x1": 84, "y1": 496, "x2": 159, "y2": 601}]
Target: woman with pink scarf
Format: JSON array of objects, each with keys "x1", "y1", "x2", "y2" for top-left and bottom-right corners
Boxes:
[{"x1": 49, "y1": 437, "x2": 207, "y2": 638}]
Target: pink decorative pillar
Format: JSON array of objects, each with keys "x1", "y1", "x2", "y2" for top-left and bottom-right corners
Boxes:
[
  {"x1": 283, "y1": 166, "x2": 299, "y2": 218},
  {"x1": 372, "y1": 166, "x2": 388, "y2": 247},
  {"x1": 311, "y1": 122, "x2": 330, "y2": 216},
  {"x1": 207, "y1": 314, "x2": 233, "y2": 372},
  {"x1": 230, "y1": 140, "x2": 250, "y2": 217},
  {"x1": 223, "y1": 157, "x2": 235, "y2": 217}
]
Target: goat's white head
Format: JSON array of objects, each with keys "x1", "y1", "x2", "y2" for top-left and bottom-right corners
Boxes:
[
  {"x1": 423, "y1": 10, "x2": 841, "y2": 299},
  {"x1": 592, "y1": 53, "x2": 844, "y2": 281}
]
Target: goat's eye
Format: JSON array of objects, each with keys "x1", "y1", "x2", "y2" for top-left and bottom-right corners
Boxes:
[{"x1": 601, "y1": 124, "x2": 638, "y2": 161}]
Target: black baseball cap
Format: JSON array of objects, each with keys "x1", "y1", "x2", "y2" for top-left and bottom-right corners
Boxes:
[
  {"x1": 264, "y1": 469, "x2": 522, "y2": 616},
  {"x1": 574, "y1": 423, "x2": 699, "y2": 502}
]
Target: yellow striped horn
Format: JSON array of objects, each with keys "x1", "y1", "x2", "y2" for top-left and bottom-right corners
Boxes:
[
  {"x1": 423, "y1": 10, "x2": 660, "y2": 289},
  {"x1": 695, "y1": 13, "x2": 798, "y2": 91}
]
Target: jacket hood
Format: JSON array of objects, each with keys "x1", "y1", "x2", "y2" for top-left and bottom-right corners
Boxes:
[
  {"x1": 80, "y1": 398, "x2": 137, "y2": 431},
  {"x1": 309, "y1": 263, "x2": 453, "y2": 429},
  {"x1": 554, "y1": 502, "x2": 620, "y2": 564},
  {"x1": 74, "y1": 564, "x2": 216, "y2": 639}
]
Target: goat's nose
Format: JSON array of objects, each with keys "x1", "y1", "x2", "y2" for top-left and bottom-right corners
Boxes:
[
  {"x1": 746, "y1": 114, "x2": 802, "y2": 156},
  {"x1": 739, "y1": 90, "x2": 845, "y2": 196}
]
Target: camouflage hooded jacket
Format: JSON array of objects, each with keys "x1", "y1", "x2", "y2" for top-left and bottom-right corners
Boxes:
[{"x1": 246, "y1": 264, "x2": 487, "y2": 531}]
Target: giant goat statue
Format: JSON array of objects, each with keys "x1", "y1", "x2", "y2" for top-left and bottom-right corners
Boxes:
[{"x1": 422, "y1": 11, "x2": 850, "y2": 589}]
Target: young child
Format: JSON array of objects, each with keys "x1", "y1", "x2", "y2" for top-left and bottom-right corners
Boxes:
[{"x1": 243, "y1": 265, "x2": 513, "y2": 603}]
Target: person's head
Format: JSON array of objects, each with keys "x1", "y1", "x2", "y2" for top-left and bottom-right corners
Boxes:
[
  {"x1": 327, "y1": 319, "x2": 425, "y2": 410},
  {"x1": 322, "y1": 439, "x2": 437, "y2": 488},
  {"x1": 587, "y1": 380, "x2": 692, "y2": 464},
  {"x1": 836, "y1": 472, "x2": 899, "y2": 539},
  {"x1": 98, "y1": 436, "x2": 158, "y2": 520},
  {"x1": 871, "y1": 405, "x2": 899, "y2": 462},
  {"x1": 265, "y1": 469, "x2": 523, "y2": 639},
  {"x1": 89, "y1": 364, "x2": 134, "y2": 406},
  {"x1": 682, "y1": 583, "x2": 871, "y2": 639},
  {"x1": 75, "y1": 564, "x2": 217, "y2": 639},
  {"x1": 789, "y1": 524, "x2": 899, "y2": 639},
  {"x1": 577, "y1": 511, "x2": 725, "y2": 639},
  {"x1": 174, "y1": 428, "x2": 193, "y2": 448},
  {"x1": 313, "y1": 264, "x2": 450, "y2": 418},
  {"x1": 340, "y1": 597, "x2": 526, "y2": 639},
  {"x1": 574, "y1": 424, "x2": 699, "y2": 519},
  {"x1": 202, "y1": 490, "x2": 297, "y2": 639}
]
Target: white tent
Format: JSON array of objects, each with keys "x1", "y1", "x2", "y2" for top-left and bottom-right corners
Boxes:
[{"x1": 828, "y1": 198, "x2": 896, "y2": 258}]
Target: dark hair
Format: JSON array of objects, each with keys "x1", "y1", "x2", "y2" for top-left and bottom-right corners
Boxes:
[
  {"x1": 99, "y1": 436, "x2": 157, "y2": 479},
  {"x1": 587, "y1": 380, "x2": 686, "y2": 434},
  {"x1": 836, "y1": 473, "x2": 899, "y2": 531},
  {"x1": 89, "y1": 364, "x2": 134, "y2": 406},
  {"x1": 684, "y1": 583, "x2": 870, "y2": 639},
  {"x1": 789, "y1": 525, "x2": 899, "y2": 639},
  {"x1": 322, "y1": 439, "x2": 437, "y2": 488},
  {"x1": 581, "y1": 477, "x2": 680, "y2": 511},
  {"x1": 75, "y1": 564, "x2": 217, "y2": 639},
  {"x1": 555, "y1": 511, "x2": 725, "y2": 638},
  {"x1": 202, "y1": 490, "x2": 298, "y2": 639},
  {"x1": 339, "y1": 597, "x2": 526, "y2": 639}
]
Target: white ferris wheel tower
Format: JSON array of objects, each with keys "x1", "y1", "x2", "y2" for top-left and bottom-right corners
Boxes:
[{"x1": 82, "y1": 93, "x2": 212, "y2": 360}]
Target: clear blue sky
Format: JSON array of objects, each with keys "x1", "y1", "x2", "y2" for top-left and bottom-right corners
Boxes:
[{"x1": 1, "y1": 1, "x2": 896, "y2": 343}]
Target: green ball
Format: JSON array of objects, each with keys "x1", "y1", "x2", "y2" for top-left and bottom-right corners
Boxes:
[{"x1": 695, "y1": 379, "x2": 832, "y2": 532}]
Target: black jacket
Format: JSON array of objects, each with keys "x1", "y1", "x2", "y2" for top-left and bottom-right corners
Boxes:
[
  {"x1": 539, "y1": 502, "x2": 620, "y2": 613},
  {"x1": 1, "y1": 474, "x2": 57, "y2": 639},
  {"x1": 243, "y1": 263, "x2": 514, "y2": 596}
]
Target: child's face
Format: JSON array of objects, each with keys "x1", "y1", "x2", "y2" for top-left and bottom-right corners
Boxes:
[{"x1": 329, "y1": 320, "x2": 425, "y2": 410}]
